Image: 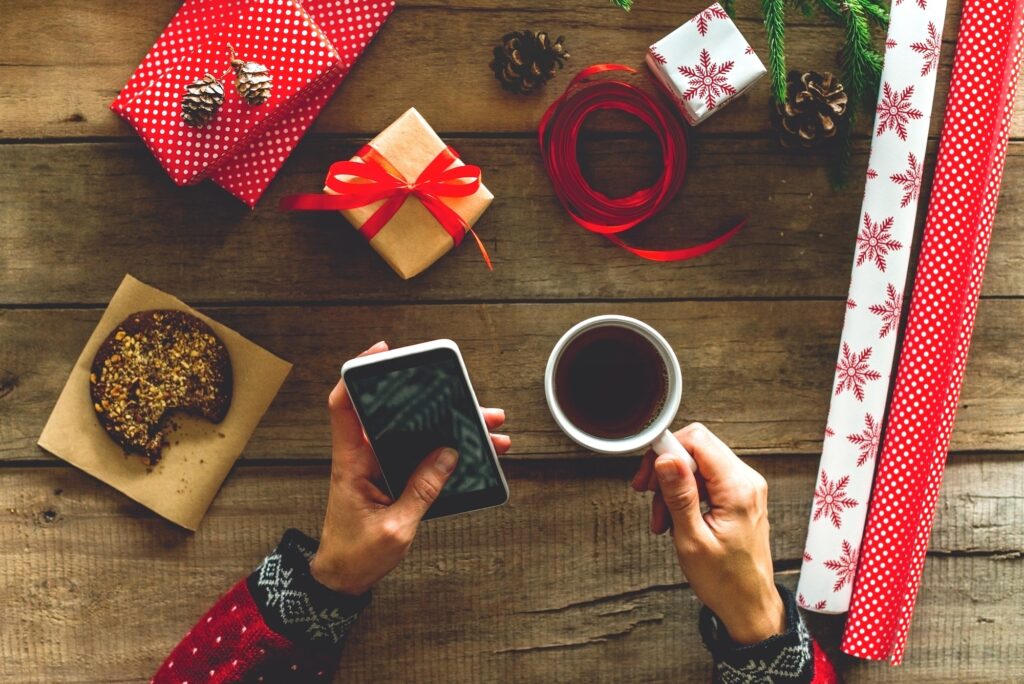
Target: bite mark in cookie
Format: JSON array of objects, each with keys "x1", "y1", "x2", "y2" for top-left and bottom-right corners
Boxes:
[{"x1": 90, "y1": 310, "x2": 232, "y2": 464}]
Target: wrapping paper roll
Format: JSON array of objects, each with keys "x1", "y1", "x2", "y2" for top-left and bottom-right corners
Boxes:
[
  {"x1": 842, "y1": 0, "x2": 1024, "y2": 664},
  {"x1": 797, "y1": 0, "x2": 948, "y2": 614}
]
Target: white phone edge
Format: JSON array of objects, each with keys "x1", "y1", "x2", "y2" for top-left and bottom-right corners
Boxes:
[{"x1": 339, "y1": 339, "x2": 510, "y2": 518}]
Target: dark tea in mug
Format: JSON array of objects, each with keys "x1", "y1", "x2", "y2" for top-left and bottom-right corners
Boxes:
[{"x1": 553, "y1": 325, "x2": 669, "y2": 439}]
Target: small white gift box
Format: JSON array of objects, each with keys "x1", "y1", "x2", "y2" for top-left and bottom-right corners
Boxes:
[{"x1": 645, "y1": 3, "x2": 767, "y2": 125}]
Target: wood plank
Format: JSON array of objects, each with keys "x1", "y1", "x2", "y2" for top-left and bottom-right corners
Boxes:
[
  {"x1": 1, "y1": 0, "x2": 1023, "y2": 140},
  {"x1": 1, "y1": 456, "x2": 1020, "y2": 682},
  {"x1": 3, "y1": 137, "x2": 1024, "y2": 305},
  {"x1": 3, "y1": 300, "x2": 1022, "y2": 462}
]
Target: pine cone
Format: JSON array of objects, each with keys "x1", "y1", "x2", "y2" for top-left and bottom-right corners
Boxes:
[
  {"x1": 231, "y1": 57, "x2": 273, "y2": 106},
  {"x1": 182, "y1": 74, "x2": 225, "y2": 127},
  {"x1": 774, "y1": 70, "x2": 849, "y2": 149},
  {"x1": 490, "y1": 31, "x2": 569, "y2": 95}
]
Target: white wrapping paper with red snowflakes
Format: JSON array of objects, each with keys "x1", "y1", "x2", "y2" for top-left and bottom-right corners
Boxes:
[
  {"x1": 112, "y1": 0, "x2": 395, "y2": 206},
  {"x1": 644, "y1": 3, "x2": 766, "y2": 125},
  {"x1": 797, "y1": 0, "x2": 947, "y2": 615}
]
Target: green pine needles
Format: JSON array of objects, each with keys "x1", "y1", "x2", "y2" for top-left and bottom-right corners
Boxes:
[
  {"x1": 744, "y1": 0, "x2": 889, "y2": 184},
  {"x1": 610, "y1": 0, "x2": 634, "y2": 11}
]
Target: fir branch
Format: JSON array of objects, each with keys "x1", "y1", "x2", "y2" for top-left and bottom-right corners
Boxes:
[
  {"x1": 789, "y1": 0, "x2": 815, "y2": 17},
  {"x1": 610, "y1": 0, "x2": 633, "y2": 11},
  {"x1": 824, "y1": 0, "x2": 884, "y2": 186},
  {"x1": 860, "y1": 0, "x2": 890, "y2": 28},
  {"x1": 762, "y1": 0, "x2": 788, "y2": 102}
]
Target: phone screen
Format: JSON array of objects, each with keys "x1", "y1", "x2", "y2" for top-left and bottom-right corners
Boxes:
[{"x1": 344, "y1": 348, "x2": 507, "y2": 518}]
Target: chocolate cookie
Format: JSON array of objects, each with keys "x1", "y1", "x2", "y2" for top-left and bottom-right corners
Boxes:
[{"x1": 90, "y1": 309, "x2": 232, "y2": 464}]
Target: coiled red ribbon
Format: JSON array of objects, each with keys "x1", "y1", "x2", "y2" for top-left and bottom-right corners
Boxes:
[
  {"x1": 539, "y1": 64, "x2": 745, "y2": 261},
  {"x1": 280, "y1": 144, "x2": 492, "y2": 268}
]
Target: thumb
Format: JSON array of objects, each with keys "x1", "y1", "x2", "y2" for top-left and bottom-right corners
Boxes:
[
  {"x1": 654, "y1": 454, "x2": 706, "y2": 538},
  {"x1": 393, "y1": 447, "x2": 459, "y2": 525}
]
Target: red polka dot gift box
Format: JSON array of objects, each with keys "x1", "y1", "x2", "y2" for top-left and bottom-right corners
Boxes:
[{"x1": 112, "y1": 0, "x2": 395, "y2": 207}]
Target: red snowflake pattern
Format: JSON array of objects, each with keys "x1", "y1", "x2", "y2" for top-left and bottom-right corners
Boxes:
[
  {"x1": 649, "y1": 47, "x2": 667, "y2": 65},
  {"x1": 846, "y1": 298, "x2": 857, "y2": 310},
  {"x1": 835, "y1": 343, "x2": 881, "y2": 401},
  {"x1": 803, "y1": 551, "x2": 813, "y2": 563},
  {"x1": 813, "y1": 471, "x2": 859, "y2": 528},
  {"x1": 825, "y1": 426, "x2": 835, "y2": 438},
  {"x1": 815, "y1": 599, "x2": 827, "y2": 609},
  {"x1": 745, "y1": 45, "x2": 754, "y2": 55},
  {"x1": 868, "y1": 283, "x2": 902, "y2": 338},
  {"x1": 886, "y1": 38, "x2": 898, "y2": 49},
  {"x1": 690, "y1": 4, "x2": 729, "y2": 36},
  {"x1": 856, "y1": 213, "x2": 903, "y2": 271},
  {"x1": 847, "y1": 413, "x2": 882, "y2": 467},
  {"x1": 866, "y1": 168, "x2": 878, "y2": 180},
  {"x1": 911, "y1": 22, "x2": 941, "y2": 77},
  {"x1": 875, "y1": 82, "x2": 924, "y2": 140},
  {"x1": 823, "y1": 540, "x2": 859, "y2": 591},
  {"x1": 890, "y1": 152, "x2": 924, "y2": 208},
  {"x1": 895, "y1": 0, "x2": 927, "y2": 7},
  {"x1": 679, "y1": 49, "x2": 736, "y2": 110}
]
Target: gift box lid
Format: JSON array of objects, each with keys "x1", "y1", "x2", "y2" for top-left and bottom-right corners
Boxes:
[{"x1": 113, "y1": 0, "x2": 342, "y2": 186}]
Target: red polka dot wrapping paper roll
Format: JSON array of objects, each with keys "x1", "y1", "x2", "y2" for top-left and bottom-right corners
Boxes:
[
  {"x1": 111, "y1": 0, "x2": 395, "y2": 207},
  {"x1": 841, "y1": 0, "x2": 1024, "y2": 664},
  {"x1": 796, "y1": 0, "x2": 949, "y2": 615}
]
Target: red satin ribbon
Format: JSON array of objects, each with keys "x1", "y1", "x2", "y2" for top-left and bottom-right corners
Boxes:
[
  {"x1": 280, "y1": 145, "x2": 492, "y2": 268},
  {"x1": 538, "y1": 64, "x2": 746, "y2": 261}
]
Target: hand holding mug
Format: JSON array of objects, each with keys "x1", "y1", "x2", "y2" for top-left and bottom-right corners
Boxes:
[
  {"x1": 632, "y1": 423, "x2": 785, "y2": 645},
  {"x1": 310, "y1": 341, "x2": 511, "y2": 595}
]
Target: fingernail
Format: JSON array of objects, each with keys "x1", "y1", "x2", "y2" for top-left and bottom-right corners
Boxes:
[
  {"x1": 655, "y1": 458, "x2": 680, "y2": 483},
  {"x1": 370, "y1": 340, "x2": 387, "y2": 351},
  {"x1": 435, "y1": 448, "x2": 458, "y2": 474}
]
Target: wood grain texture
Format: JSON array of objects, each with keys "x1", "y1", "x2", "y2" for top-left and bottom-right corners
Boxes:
[
  {"x1": 3, "y1": 299, "x2": 1023, "y2": 464},
  {"x1": 2, "y1": 138, "x2": 1023, "y2": 305},
  {"x1": 1, "y1": 456, "x2": 1020, "y2": 683},
  {"x1": 3, "y1": 0, "x2": 1024, "y2": 679},
  {"x1": 1, "y1": 0, "x2": 1022, "y2": 140}
]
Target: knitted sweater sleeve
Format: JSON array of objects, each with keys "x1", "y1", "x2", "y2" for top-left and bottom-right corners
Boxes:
[
  {"x1": 151, "y1": 529, "x2": 368, "y2": 684},
  {"x1": 699, "y1": 585, "x2": 840, "y2": 684}
]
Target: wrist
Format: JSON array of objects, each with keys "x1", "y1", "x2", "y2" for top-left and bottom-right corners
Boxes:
[
  {"x1": 309, "y1": 551, "x2": 371, "y2": 596},
  {"x1": 718, "y1": 585, "x2": 786, "y2": 645}
]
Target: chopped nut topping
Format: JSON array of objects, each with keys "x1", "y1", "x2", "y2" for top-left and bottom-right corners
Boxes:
[{"x1": 90, "y1": 310, "x2": 232, "y2": 464}]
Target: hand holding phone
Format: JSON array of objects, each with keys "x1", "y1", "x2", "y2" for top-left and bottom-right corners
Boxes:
[
  {"x1": 341, "y1": 339, "x2": 510, "y2": 520},
  {"x1": 310, "y1": 341, "x2": 510, "y2": 595}
]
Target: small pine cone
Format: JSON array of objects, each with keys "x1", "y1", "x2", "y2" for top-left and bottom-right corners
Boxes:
[
  {"x1": 232, "y1": 58, "x2": 273, "y2": 105},
  {"x1": 182, "y1": 74, "x2": 225, "y2": 127},
  {"x1": 490, "y1": 30, "x2": 570, "y2": 95},
  {"x1": 773, "y1": 70, "x2": 849, "y2": 149}
]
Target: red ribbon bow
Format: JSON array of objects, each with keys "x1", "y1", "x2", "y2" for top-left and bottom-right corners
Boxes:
[{"x1": 281, "y1": 145, "x2": 492, "y2": 269}]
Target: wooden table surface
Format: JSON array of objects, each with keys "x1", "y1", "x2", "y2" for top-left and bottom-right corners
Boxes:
[{"x1": 2, "y1": 1, "x2": 1023, "y2": 682}]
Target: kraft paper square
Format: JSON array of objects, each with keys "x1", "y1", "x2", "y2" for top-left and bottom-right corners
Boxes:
[{"x1": 38, "y1": 275, "x2": 292, "y2": 531}]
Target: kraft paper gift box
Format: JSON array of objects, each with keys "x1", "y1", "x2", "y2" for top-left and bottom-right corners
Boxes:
[
  {"x1": 111, "y1": 0, "x2": 395, "y2": 206},
  {"x1": 645, "y1": 3, "x2": 767, "y2": 125},
  {"x1": 325, "y1": 107, "x2": 494, "y2": 280}
]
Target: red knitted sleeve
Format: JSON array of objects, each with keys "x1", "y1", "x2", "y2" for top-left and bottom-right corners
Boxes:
[
  {"x1": 152, "y1": 530, "x2": 368, "y2": 684},
  {"x1": 699, "y1": 585, "x2": 840, "y2": 683}
]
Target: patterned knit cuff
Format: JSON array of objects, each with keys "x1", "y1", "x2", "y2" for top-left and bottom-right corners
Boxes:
[
  {"x1": 247, "y1": 529, "x2": 371, "y2": 647},
  {"x1": 699, "y1": 584, "x2": 814, "y2": 684}
]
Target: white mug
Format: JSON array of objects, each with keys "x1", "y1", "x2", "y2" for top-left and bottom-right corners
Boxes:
[{"x1": 544, "y1": 315, "x2": 697, "y2": 472}]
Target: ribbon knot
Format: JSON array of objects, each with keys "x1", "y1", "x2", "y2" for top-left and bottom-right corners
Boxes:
[{"x1": 281, "y1": 144, "x2": 492, "y2": 269}]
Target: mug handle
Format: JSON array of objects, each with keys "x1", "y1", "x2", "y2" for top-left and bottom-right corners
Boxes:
[{"x1": 651, "y1": 429, "x2": 698, "y2": 473}]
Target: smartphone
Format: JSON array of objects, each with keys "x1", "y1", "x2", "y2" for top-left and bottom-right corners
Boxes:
[{"x1": 340, "y1": 340, "x2": 509, "y2": 519}]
